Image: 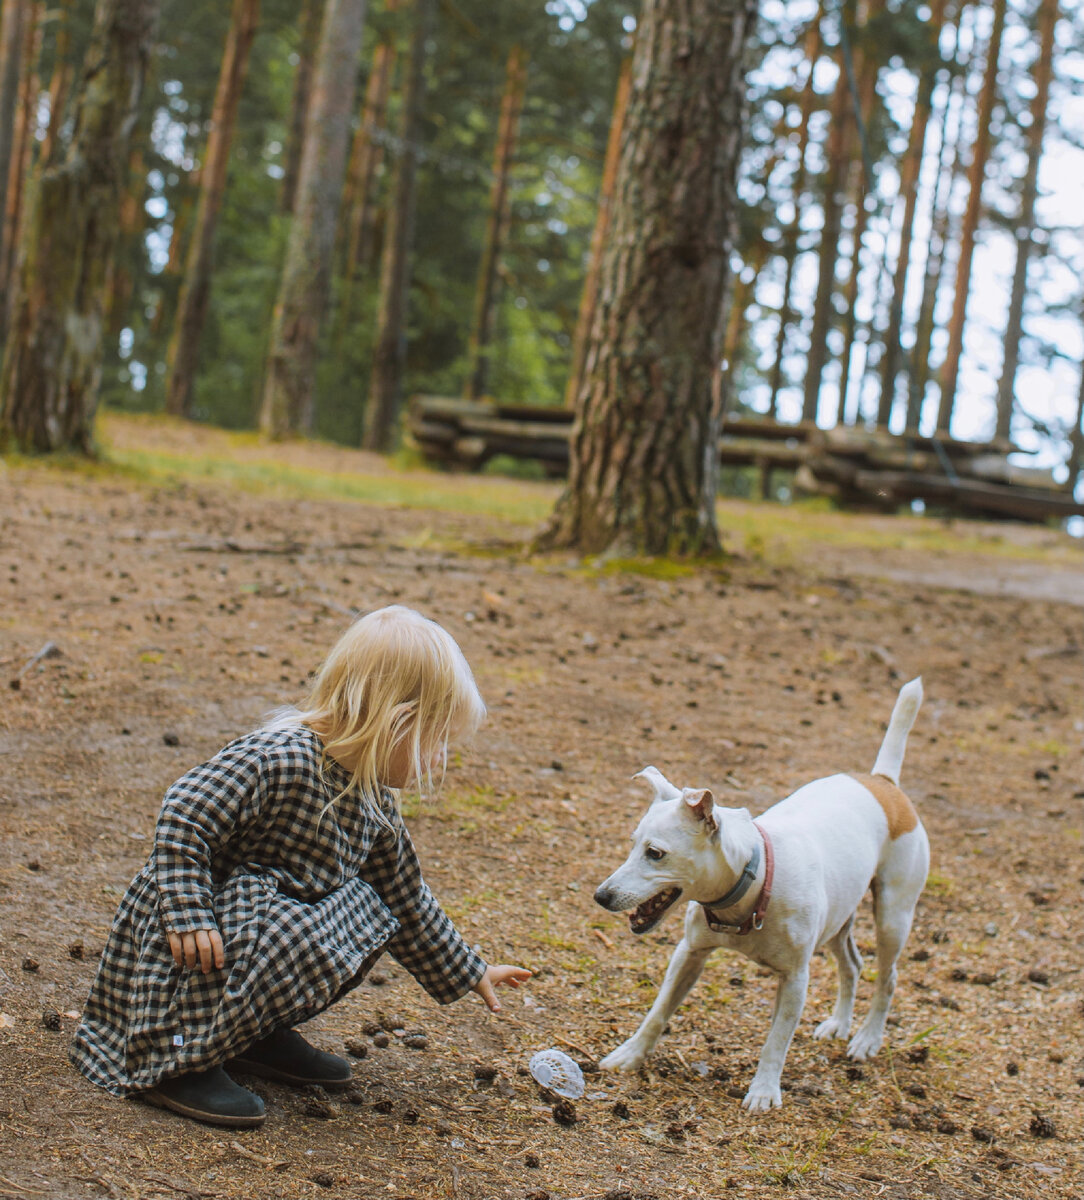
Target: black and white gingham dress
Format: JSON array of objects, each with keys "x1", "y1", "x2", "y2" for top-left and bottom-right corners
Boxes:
[{"x1": 70, "y1": 726, "x2": 487, "y2": 1096}]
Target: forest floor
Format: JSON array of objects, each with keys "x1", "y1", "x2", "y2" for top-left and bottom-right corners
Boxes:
[{"x1": 1, "y1": 412, "x2": 1082, "y2": 1200}]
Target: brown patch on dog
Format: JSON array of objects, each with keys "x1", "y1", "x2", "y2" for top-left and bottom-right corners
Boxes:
[{"x1": 853, "y1": 773, "x2": 918, "y2": 839}]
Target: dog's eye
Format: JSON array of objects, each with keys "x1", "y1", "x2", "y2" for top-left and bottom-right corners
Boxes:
[{"x1": 645, "y1": 846, "x2": 666, "y2": 861}]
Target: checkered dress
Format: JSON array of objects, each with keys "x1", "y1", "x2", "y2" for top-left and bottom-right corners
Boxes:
[{"x1": 69, "y1": 726, "x2": 487, "y2": 1096}]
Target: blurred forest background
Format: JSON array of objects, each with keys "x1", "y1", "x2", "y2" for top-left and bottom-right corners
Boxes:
[{"x1": 0, "y1": 0, "x2": 1082, "y2": 491}]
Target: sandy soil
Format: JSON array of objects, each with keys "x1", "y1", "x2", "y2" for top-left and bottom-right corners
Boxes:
[{"x1": 1, "y1": 434, "x2": 1082, "y2": 1200}]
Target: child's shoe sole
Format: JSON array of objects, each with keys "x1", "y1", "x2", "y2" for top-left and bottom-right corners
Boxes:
[{"x1": 229, "y1": 1056, "x2": 353, "y2": 1091}]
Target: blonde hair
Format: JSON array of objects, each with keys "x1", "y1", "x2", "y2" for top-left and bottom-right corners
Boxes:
[{"x1": 268, "y1": 605, "x2": 485, "y2": 824}]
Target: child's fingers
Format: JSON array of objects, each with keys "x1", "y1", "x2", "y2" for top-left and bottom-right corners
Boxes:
[
  {"x1": 167, "y1": 932, "x2": 184, "y2": 967},
  {"x1": 210, "y1": 928, "x2": 226, "y2": 970},
  {"x1": 194, "y1": 930, "x2": 215, "y2": 974}
]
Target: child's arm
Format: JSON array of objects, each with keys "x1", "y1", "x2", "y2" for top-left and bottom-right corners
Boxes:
[
  {"x1": 367, "y1": 812, "x2": 522, "y2": 1005},
  {"x1": 152, "y1": 740, "x2": 271, "y2": 967}
]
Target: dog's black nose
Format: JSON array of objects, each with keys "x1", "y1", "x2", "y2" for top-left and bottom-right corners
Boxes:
[{"x1": 594, "y1": 884, "x2": 613, "y2": 909}]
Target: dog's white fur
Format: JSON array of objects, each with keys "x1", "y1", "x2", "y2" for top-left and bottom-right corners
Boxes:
[{"x1": 594, "y1": 678, "x2": 929, "y2": 1111}]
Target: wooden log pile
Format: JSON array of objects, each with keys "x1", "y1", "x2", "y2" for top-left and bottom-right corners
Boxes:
[{"x1": 405, "y1": 395, "x2": 1084, "y2": 523}]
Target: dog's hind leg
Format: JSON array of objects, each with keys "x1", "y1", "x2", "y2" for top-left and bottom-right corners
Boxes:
[
  {"x1": 812, "y1": 914, "x2": 862, "y2": 1042},
  {"x1": 848, "y1": 851, "x2": 926, "y2": 1060},
  {"x1": 600, "y1": 938, "x2": 711, "y2": 1072}
]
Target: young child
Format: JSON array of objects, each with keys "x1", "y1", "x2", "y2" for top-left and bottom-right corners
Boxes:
[{"x1": 70, "y1": 605, "x2": 530, "y2": 1128}]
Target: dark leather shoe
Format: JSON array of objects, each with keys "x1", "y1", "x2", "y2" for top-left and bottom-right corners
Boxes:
[
  {"x1": 231, "y1": 1027, "x2": 353, "y2": 1091},
  {"x1": 143, "y1": 1067, "x2": 266, "y2": 1128}
]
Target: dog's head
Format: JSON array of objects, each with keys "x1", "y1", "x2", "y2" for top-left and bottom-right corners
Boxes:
[{"x1": 594, "y1": 766, "x2": 751, "y2": 935}]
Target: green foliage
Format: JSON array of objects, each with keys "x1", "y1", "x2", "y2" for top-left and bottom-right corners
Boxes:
[{"x1": 92, "y1": 0, "x2": 635, "y2": 442}]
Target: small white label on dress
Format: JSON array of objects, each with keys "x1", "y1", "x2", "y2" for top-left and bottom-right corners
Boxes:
[{"x1": 173, "y1": 1034, "x2": 184, "y2": 1046}]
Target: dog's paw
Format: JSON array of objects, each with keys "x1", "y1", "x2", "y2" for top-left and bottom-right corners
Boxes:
[
  {"x1": 847, "y1": 1027, "x2": 883, "y2": 1061},
  {"x1": 813, "y1": 1015, "x2": 851, "y2": 1041},
  {"x1": 599, "y1": 1043, "x2": 647, "y2": 1073},
  {"x1": 741, "y1": 1082, "x2": 782, "y2": 1112}
]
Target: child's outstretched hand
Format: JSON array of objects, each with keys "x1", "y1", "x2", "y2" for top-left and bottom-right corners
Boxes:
[
  {"x1": 472, "y1": 964, "x2": 532, "y2": 1012},
  {"x1": 167, "y1": 927, "x2": 225, "y2": 974}
]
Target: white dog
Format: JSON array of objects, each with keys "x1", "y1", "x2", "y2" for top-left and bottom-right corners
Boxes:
[{"x1": 594, "y1": 678, "x2": 929, "y2": 1111}]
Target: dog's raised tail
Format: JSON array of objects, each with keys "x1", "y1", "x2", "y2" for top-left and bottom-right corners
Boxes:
[{"x1": 871, "y1": 677, "x2": 923, "y2": 786}]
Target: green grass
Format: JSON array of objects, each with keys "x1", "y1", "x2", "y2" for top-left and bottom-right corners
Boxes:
[
  {"x1": 5, "y1": 410, "x2": 1077, "y2": 570},
  {"x1": 103, "y1": 443, "x2": 557, "y2": 525}
]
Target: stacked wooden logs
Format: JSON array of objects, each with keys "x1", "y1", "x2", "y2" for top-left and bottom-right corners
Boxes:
[{"x1": 405, "y1": 395, "x2": 1083, "y2": 522}]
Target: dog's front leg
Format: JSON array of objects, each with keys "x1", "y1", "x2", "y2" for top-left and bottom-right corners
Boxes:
[
  {"x1": 742, "y1": 963, "x2": 810, "y2": 1112},
  {"x1": 600, "y1": 938, "x2": 711, "y2": 1072}
]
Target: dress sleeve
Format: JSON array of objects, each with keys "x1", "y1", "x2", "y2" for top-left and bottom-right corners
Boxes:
[
  {"x1": 152, "y1": 740, "x2": 272, "y2": 933},
  {"x1": 365, "y1": 808, "x2": 487, "y2": 1005}
]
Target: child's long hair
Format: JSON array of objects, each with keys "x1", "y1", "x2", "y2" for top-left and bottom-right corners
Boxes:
[{"x1": 267, "y1": 605, "x2": 485, "y2": 825}]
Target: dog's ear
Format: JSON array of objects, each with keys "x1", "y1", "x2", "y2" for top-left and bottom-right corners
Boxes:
[
  {"x1": 681, "y1": 787, "x2": 717, "y2": 832},
  {"x1": 634, "y1": 765, "x2": 682, "y2": 805}
]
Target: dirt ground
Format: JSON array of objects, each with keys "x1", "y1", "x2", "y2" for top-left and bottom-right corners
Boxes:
[{"x1": 1, "y1": 424, "x2": 1082, "y2": 1200}]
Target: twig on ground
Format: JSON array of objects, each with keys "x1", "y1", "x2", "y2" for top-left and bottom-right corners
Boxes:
[
  {"x1": 140, "y1": 1173, "x2": 222, "y2": 1199},
  {"x1": 554, "y1": 1033, "x2": 597, "y2": 1059},
  {"x1": 227, "y1": 1140, "x2": 289, "y2": 1170},
  {"x1": 10, "y1": 641, "x2": 61, "y2": 690}
]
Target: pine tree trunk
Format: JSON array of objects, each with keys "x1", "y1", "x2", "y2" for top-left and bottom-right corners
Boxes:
[
  {"x1": 993, "y1": 0, "x2": 1057, "y2": 443},
  {"x1": 362, "y1": 0, "x2": 431, "y2": 452},
  {"x1": 464, "y1": 44, "x2": 528, "y2": 401},
  {"x1": 1067, "y1": 350, "x2": 1084, "y2": 494},
  {"x1": 165, "y1": 0, "x2": 260, "y2": 418},
  {"x1": 260, "y1": 0, "x2": 367, "y2": 438},
  {"x1": 837, "y1": 160, "x2": 868, "y2": 425},
  {"x1": 936, "y1": 0, "x2": 1007, "y2": 433},
  {"x1": 877, "y1": 0, "x2": 945, "y2": 427},
  {"x1": 768, "y1": 13, "x2": 821, "y2": 420},
  {"x1": 908, "y1": 6, "x2": 971, "y2": 429},
  {"x1": 802, "y1": 36, "x2": 852, "y2": 424},
  {"x1": 0, "y1": 1, "x2": 39, "y2": 324},
  {"x1": 280, "y1": 0, "x2": 324, "y2": 215},
  {"x1": 38, "y1": 0, "x2": 73, "y2": 168},
  {"x1": 341, "y1": 3, "x2": 400, "y2": 282},
  {"x1": 150, "y1": 165, "x2": 199, "y2": 334},
  {"x1": 0, "y1": 0, "x2": 30, "y2": 303},
  {"x1": 103, "y1": 142, "x2": 146, "y2": 334},
  {"x1": 835, "y1": 0, "x2": 882, "y2": 426},
  {"x1": 0, "y1": 0, "x2": 157, "y2": 453},
  {"x1": 537, "y1": 0, "x2": 755, "y2": 558},
  {"x1": 564, "y1": 55, "x2": 632, "y2": 411}
]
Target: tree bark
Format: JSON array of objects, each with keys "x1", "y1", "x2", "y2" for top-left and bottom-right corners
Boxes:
[
  {"x1": 877, "y1": 0, "x2": 946, "y2": 427},
  {"x1": 936, "y1": 0, "x2": 1007, "y2": 433},
  {"x1": 38, "y1": 0, "x2": 74, "y2": 168},
  {"x1": 464, "y1": 43, "x2": 528, "y2": 401},
  {"x1": 0, "y1": 0, "x2": 39, "y2": 326},
  {"x1": 1067, "y1": 346, "x2": 1084, "y2": 495},
  {"x1": 0, "y1": 0, "x2": 157, "y2": 453},
  {"x1": 165, "y1": 0, "x2": 260, "y2": 418},
  {"x1": 993, "y1": 0, "x2": 1057, "y2": 443},
  {"x1": 260, "y1": 0, "x2": 368, "y2": 439},
  {"x1": 362, "y1": 0, "x2": 431, "y2": 452},
  {"x1": 537, "y1": 0, "x2": 755, "y2": 558},
  {"x1": 0, "y1": 0, "x2": 30, "y2": 300},
  {"x1": 280, "y1": 0, "x2": 324, "y2": 216},
  {"x1": 802, "y1": 31, "x2": 852, "y2": 425},
  {"x1": 835, "y1": 0, "x2": 882, "y2": 427},
  {"x1": 768, "y1": 12, "x2": 821, "y2": 420},
  {"x1": 564, "y1": 55, "x2": 632, "y2": 412},
  {"x1": 908, "y1": 3, "x2": 971, "y2": 430},
  {"x1": 341, "y1": 2, "x2": 400, "y2": 282}
]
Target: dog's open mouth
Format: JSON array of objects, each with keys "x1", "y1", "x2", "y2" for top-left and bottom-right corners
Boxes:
[{"x1": 629, "y1": 887, "x2": 682, "y2": 934}]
